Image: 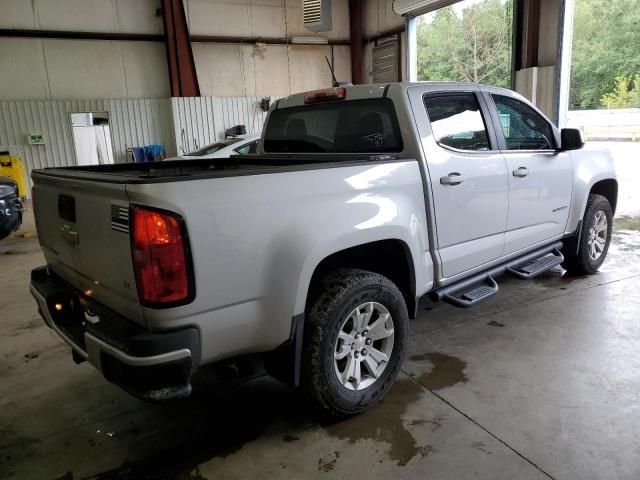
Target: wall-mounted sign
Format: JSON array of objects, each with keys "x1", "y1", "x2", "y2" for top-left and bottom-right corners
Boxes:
[{"x1": 27, "y1": 133, "x2": 44, "y2": 145}]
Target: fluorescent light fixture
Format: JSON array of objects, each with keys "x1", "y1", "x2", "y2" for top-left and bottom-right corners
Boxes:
[{"x1": 290, "y1": 36, "x2": 329, "y2": 45}]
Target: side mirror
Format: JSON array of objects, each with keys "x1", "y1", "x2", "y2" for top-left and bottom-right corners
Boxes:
[{"x1": 560, "y1": 128, "x2": 585, "y2": 151}]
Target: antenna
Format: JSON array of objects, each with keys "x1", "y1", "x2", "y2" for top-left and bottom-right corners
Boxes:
[{"x1": 325, "y1": 56, "x2": 338, "y2": 87}]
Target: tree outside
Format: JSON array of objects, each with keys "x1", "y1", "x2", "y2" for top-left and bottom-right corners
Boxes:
[
  {"x1": 571, "y1": 0, "x2": 640, "y2": 109},
  {"x1": 416, "y1": 0, "x2": 640, "y2": 110},
  {"x1": 416, "y1": 0, "x2": 512, "y2": 88}
]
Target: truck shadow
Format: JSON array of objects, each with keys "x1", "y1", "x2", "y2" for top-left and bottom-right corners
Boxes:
[{"x1": 80, "y1": 374, "x2": 315, "y2": 479}]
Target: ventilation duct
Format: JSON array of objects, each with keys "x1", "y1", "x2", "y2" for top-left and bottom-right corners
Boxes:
[
  {"x1": 302, "y1": 0, "x2": 332, "y2": 32},
  {"x1": 392, "y1": 0, "x2": 461, "y2": 16}
]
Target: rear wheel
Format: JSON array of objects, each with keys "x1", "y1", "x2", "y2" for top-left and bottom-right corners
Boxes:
[
  {"x1": 302, "y1": 268, "x2": 408, "y2": 417},
  {"x1": 562, "y1": 194, "x2": 612, "y2": 275}
]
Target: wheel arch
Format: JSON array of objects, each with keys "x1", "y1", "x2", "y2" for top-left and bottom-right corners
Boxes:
[
  {"x1": 589, "y1": 178, "x2": 618, "y2": 215},
  {"x1": 303, "y1": 238, "x2": 418, "y2": 319},
  {"x1": 266, "y1": 237, "x2": 419, "y2": 388}
]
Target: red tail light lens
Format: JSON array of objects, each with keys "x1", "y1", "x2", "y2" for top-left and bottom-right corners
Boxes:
[
  {"x1": 303, "y1": 87, "x2": 346, "y2": 104},
  {"x1": 131, "y1": 206, "x2": 193, "y2": 306}
]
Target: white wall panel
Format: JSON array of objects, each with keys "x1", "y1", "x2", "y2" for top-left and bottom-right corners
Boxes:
[
  {"x1": 43, "y1": 40, "x2": 128, "y2": 100},
  {"x1": 121, "y1": 42, "x2": 171, "y2": 99},
  {"x1": 0, "y1": 99, "x2": 175, "y2": 191},
  {"x1": 171, "y1": 96, "x2": 269, "y2": 155},
  {"x1": 186, "y1": 0, "x2": 349, "y2": 40},
  {"x1": 194, "y1": 43, "x2": 351, "y2": 98},
  {"x1": 363, "y1": 0, "x2": 405, "y2": 38},
  {"x1": 115, "y1": 0, "x2": 165, "y2": 34},
  {"x1": 0, "y1": 38, "x2": 50, "y2": 100},
  {"x1": 0, "y1": 38, "x2": 169, "y2": 101},
  {"x1": 36, "y1": 0, "x2": 118, "y2": 32},
  {"x1": 0, "y1": 0, "x2": 36, "y2": 29},
  {"x1": 0, "y1": 0, "x2": 164, "y2": 33},
  {"x1": 1, "y1": 0, "x2": 350, "y2": 99}
]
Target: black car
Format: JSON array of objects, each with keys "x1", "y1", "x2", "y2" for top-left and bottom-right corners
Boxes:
[{"x1": 0, "y1": 176, "x2": 23, "y2": 240}]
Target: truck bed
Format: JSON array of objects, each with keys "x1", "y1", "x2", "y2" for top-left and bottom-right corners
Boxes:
[{"x1": 32, "y1": 155, "x2": 399, "y2": 184}]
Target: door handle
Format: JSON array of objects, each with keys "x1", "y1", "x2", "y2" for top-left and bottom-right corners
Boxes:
[
  {"x1": 440, "y1": 172, "x2": 465, "y2": 186},
  {"x1": 60, "y1": 225, "x2": 79, "y2": 247},
  {"x1": 513, "y1": 167, "x2": 530, "y2": 177}
]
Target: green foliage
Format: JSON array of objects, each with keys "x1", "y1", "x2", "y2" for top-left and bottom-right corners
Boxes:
[
  {"x1": 415, "y1": 0, "x2": 640, "y2": 111},
  {"x1": 416, "y1": 0, "x2": 512, "y2": 87},
  {"x1": 600, "y1": 75, "x2": 640, "y2": 108},
  {"x1": 571, "y1": 0, "x2": 640, "y2": 109}
]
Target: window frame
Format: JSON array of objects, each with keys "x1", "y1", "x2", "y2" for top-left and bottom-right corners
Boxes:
[
  {"x1": 422, "y1": 91, "x2": 499, "y2": 154},
  {"x1": 483, "y1": 92, "x2": 560, "y2": 152}
]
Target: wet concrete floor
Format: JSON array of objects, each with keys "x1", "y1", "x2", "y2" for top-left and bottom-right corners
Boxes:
[{"x1": 1, "y1": 142, "x2": 640, "y2": 479}]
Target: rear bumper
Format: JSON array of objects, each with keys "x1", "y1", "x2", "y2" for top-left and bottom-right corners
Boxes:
[{"x1": 30, "y1": 266, "x2": 200, "y2": 401}]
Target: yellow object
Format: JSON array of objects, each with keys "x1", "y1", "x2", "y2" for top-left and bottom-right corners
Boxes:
[{"x1": 0, "y1": 155, "x2": 28, "y2": 199}]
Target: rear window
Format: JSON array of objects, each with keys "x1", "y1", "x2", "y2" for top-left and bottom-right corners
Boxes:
[
  {"x1": 423, "y1": 93, "x2": 490, "y2": 151},
  {"x1": 263, "y1": 98, "x2": 403, "y2": 154}
]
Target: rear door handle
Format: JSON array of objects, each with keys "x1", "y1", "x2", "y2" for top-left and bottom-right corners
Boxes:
[
  {"x1": 513, "y1": 167, "x2": 530, "y2": 177},
  {"x1": 440, "y1": 172, "x2": 465, "y2": 186},
  {"x1": 60, "y1": 225, "x2": 79, "y2": 247}
]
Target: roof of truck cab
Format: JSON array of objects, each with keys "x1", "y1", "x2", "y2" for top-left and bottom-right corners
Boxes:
[{"x1": 275, "y1": 82, "x2": 517, "y2": 109}]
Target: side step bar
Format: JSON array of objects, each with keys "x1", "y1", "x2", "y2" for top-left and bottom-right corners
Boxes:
[
  {"x1": 506, "y1": 248, "x2": 564, "y2": 279},
  {"x1": 431, "y1": 241, "x2": 563, "y2": 308}
]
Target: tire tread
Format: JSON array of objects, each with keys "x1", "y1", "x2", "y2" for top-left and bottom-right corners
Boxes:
[{"x1": 302, "y1": 268, "x2": 407, "y2": 417}]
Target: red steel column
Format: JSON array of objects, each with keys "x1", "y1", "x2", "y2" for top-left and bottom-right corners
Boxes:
[
  {"x1": 349, "y1": 0, "x2": 364, "y2": 85},
  {"x1": 162, "y1": 0, "x2": 200, "y2": 97}
]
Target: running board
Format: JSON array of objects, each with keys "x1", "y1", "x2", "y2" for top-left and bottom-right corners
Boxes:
[
  {"x1": 441, "y1": 275, "x2": 498, "y2": 308},
  {"x1": 506, "y1": 248, "x2": 564, "y2": 279},
  {"x1": 431, "y1": 241, "x2": 563, "y2": 308}
]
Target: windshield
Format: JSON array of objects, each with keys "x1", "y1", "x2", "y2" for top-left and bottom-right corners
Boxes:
[
  {"x1": 186, "y1": 138, "x2": 242, "y2": 156},
  {"x1": 263, "y1": 98, "x2": 403, "y2": 154}
]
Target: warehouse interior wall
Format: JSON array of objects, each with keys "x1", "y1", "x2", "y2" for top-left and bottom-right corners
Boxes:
[
  {"x1": 0, "y1": 0, "x2": 353, "y2": 188},
  {"x1": 0, "y1": 0, "x2": 169, "y2": 100},
  {"x1": 362, "y1": 0, "x2": 405, "y2": 84},
  {"x1": 0, "y1": 0, "x2": 351, "y2": 100},
  {"x1": 0, "y1": 38, "x2": 171, "y2": 100},
  {"x1": 186, "y1": 0, "x2": 351, "y2": 96}
]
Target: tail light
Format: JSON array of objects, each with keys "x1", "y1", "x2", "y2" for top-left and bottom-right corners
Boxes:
[
  {"x1": 131, "y1": 206, "x2": 194, "y2": 307},
  {"x1": 304, "y1": 87, "x2": 346, "y2": 104}
]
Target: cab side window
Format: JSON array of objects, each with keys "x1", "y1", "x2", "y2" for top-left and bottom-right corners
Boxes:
[
  {"x1": 492, "y1": 94, "x2": 555, "y2": 150},
  {"x1": 423, "y1": 93, "x2": 491, "y2": 151},
  {"x1": 234, "y1": 140, "x2": 258, "y2": 155}
]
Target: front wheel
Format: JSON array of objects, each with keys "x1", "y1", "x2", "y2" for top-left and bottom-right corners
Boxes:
[
  {"x1": 563, "y1": 194, "x2": 613, "y2": 275},
  {"x1": 302, "y1": 269, "x2": 408, "y2": 417}
]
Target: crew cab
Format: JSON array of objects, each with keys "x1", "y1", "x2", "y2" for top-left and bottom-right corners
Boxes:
[{"x1": 30, "y1": 82, "x2": 617, "y2": 416}]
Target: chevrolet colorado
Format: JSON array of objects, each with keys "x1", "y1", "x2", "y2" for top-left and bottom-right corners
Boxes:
[{"x1": 30, "y1": 82, "x2": 617, "y2": 416}]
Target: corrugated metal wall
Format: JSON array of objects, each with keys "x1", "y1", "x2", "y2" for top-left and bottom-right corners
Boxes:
[
  {"x1": 172, "y1": 96, "x2": 269, "y2": 155},
  {"x1": 0, "y1": 96, "x2": 273, "y2": 193},
  {"x1": 0, "y1": 99, "x2": 175, "y2": 187}
]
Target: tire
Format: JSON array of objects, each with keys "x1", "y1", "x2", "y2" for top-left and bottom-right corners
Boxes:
[
  {"x1": 302, "y1": 268, "x2": 408, "y2": 417},
  {"x1": 562, "y1": 194, "x2": 613, "y2": 275}
]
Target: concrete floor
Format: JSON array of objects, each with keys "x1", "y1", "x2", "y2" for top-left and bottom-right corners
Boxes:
[{"x1": 1, "y1": 142, "x2": 639, "y2": 480}]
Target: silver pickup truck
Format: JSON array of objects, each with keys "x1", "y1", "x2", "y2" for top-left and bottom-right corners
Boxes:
[{"x1": 30, "y1": 82, "x2": 617, "y2": 416}]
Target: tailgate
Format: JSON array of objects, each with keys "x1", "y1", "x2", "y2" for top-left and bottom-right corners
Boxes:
[{"x1": 32, "y1": 173, "x2": 145, "y2": 327}]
